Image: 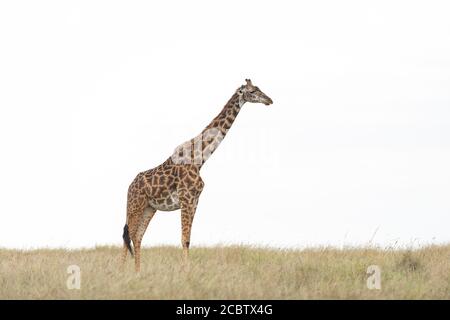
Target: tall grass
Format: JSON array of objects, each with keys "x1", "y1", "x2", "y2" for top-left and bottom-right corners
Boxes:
[{"x1": 0, "y1": 245, "x2": 449, "y2": 299}]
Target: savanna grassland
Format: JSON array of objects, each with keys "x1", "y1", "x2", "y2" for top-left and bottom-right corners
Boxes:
[{"x1": 0, "y1": 245, "x2": 449, "y2": 299}]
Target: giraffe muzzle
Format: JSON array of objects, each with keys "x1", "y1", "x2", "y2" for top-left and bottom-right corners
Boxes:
[{"x1": 263, "y1": 97, "x2": 273, "y2": 105}]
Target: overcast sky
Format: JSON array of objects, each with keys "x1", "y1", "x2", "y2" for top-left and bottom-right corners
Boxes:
[{"x1": 1, "y1": 1, "x2": 449, "y2": 249}]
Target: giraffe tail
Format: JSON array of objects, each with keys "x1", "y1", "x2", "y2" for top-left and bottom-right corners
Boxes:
[{"x1": 122, "y1": 224, "x2": 134, "y2": 256}]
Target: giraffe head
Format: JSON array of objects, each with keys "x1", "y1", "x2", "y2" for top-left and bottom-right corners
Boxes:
[{"x1": 237, "y1": 79, "x2": 273, "y2": 105}]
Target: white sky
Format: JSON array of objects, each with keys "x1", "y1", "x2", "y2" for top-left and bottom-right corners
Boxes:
[{"x1": 0, "y1": 1, "x2": 449, "y2": 249}]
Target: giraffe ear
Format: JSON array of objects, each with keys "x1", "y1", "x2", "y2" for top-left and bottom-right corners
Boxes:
[{"x1": 237, "y1": 85, "x2": 244, "y2": 95}]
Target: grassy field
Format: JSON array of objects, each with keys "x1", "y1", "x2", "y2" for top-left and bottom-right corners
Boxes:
[{"x1": 0, "y1": 245, "x2": 449, "y2": 299}]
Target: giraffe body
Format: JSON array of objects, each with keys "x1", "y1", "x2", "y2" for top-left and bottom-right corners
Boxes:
[{"x1": 122, "y1": 79, "x2": 273, "y2": 272}]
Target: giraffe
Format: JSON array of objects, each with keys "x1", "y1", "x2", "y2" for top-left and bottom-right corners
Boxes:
[{"x1": 121, "y1": 79, "x2": 273, "y2": 272}]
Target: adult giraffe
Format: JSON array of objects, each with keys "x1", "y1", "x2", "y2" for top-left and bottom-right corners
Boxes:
[{"x1": 122, "y1": 79, "x2": 273, "y2": 272}]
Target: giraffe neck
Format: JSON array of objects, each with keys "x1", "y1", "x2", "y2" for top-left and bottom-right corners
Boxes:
[
  {"x1": 203, "y1": 92, "x2": 244, "y2": 136},
  {"x1": 198, "y1": 92, "x2": 244, "y2": 167},
  {"x1": 169, "y1": 92, "x2": 245, "y2": 167}
]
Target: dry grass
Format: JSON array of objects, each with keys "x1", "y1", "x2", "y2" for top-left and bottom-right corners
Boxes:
[{"x1": 0, "y1": 245, "x2": 449, "y2": 299}]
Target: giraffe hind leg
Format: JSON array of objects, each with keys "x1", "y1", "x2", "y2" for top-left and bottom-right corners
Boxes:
[
  {"x1": 132, "y1": 207, "x2": 156, "y2": 272},
  {"x1": 123, "y1": 224, "x2": 134, "y2": 256},
  {"x1": 120, "y1": 223, "x2": 133, "y2": 271},
  {"x1": 120, "y1": 208, "x2": 143, "y2": 271}
]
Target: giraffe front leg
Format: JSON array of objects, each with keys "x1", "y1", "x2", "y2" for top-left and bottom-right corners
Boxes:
[
  {"x1": 179, "y1": 191, "x2": 202, "y2": 266},
  {"x1": 178, "y1": 169, "x2": 204, "y2": 265},
  {"x1": 181, "y1": 205, "x2": 195, "y2": 263}
]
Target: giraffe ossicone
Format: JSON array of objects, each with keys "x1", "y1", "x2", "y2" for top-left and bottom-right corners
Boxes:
[{"x1": 121, "y1": 79, "x2": 273, "y2": 272}]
